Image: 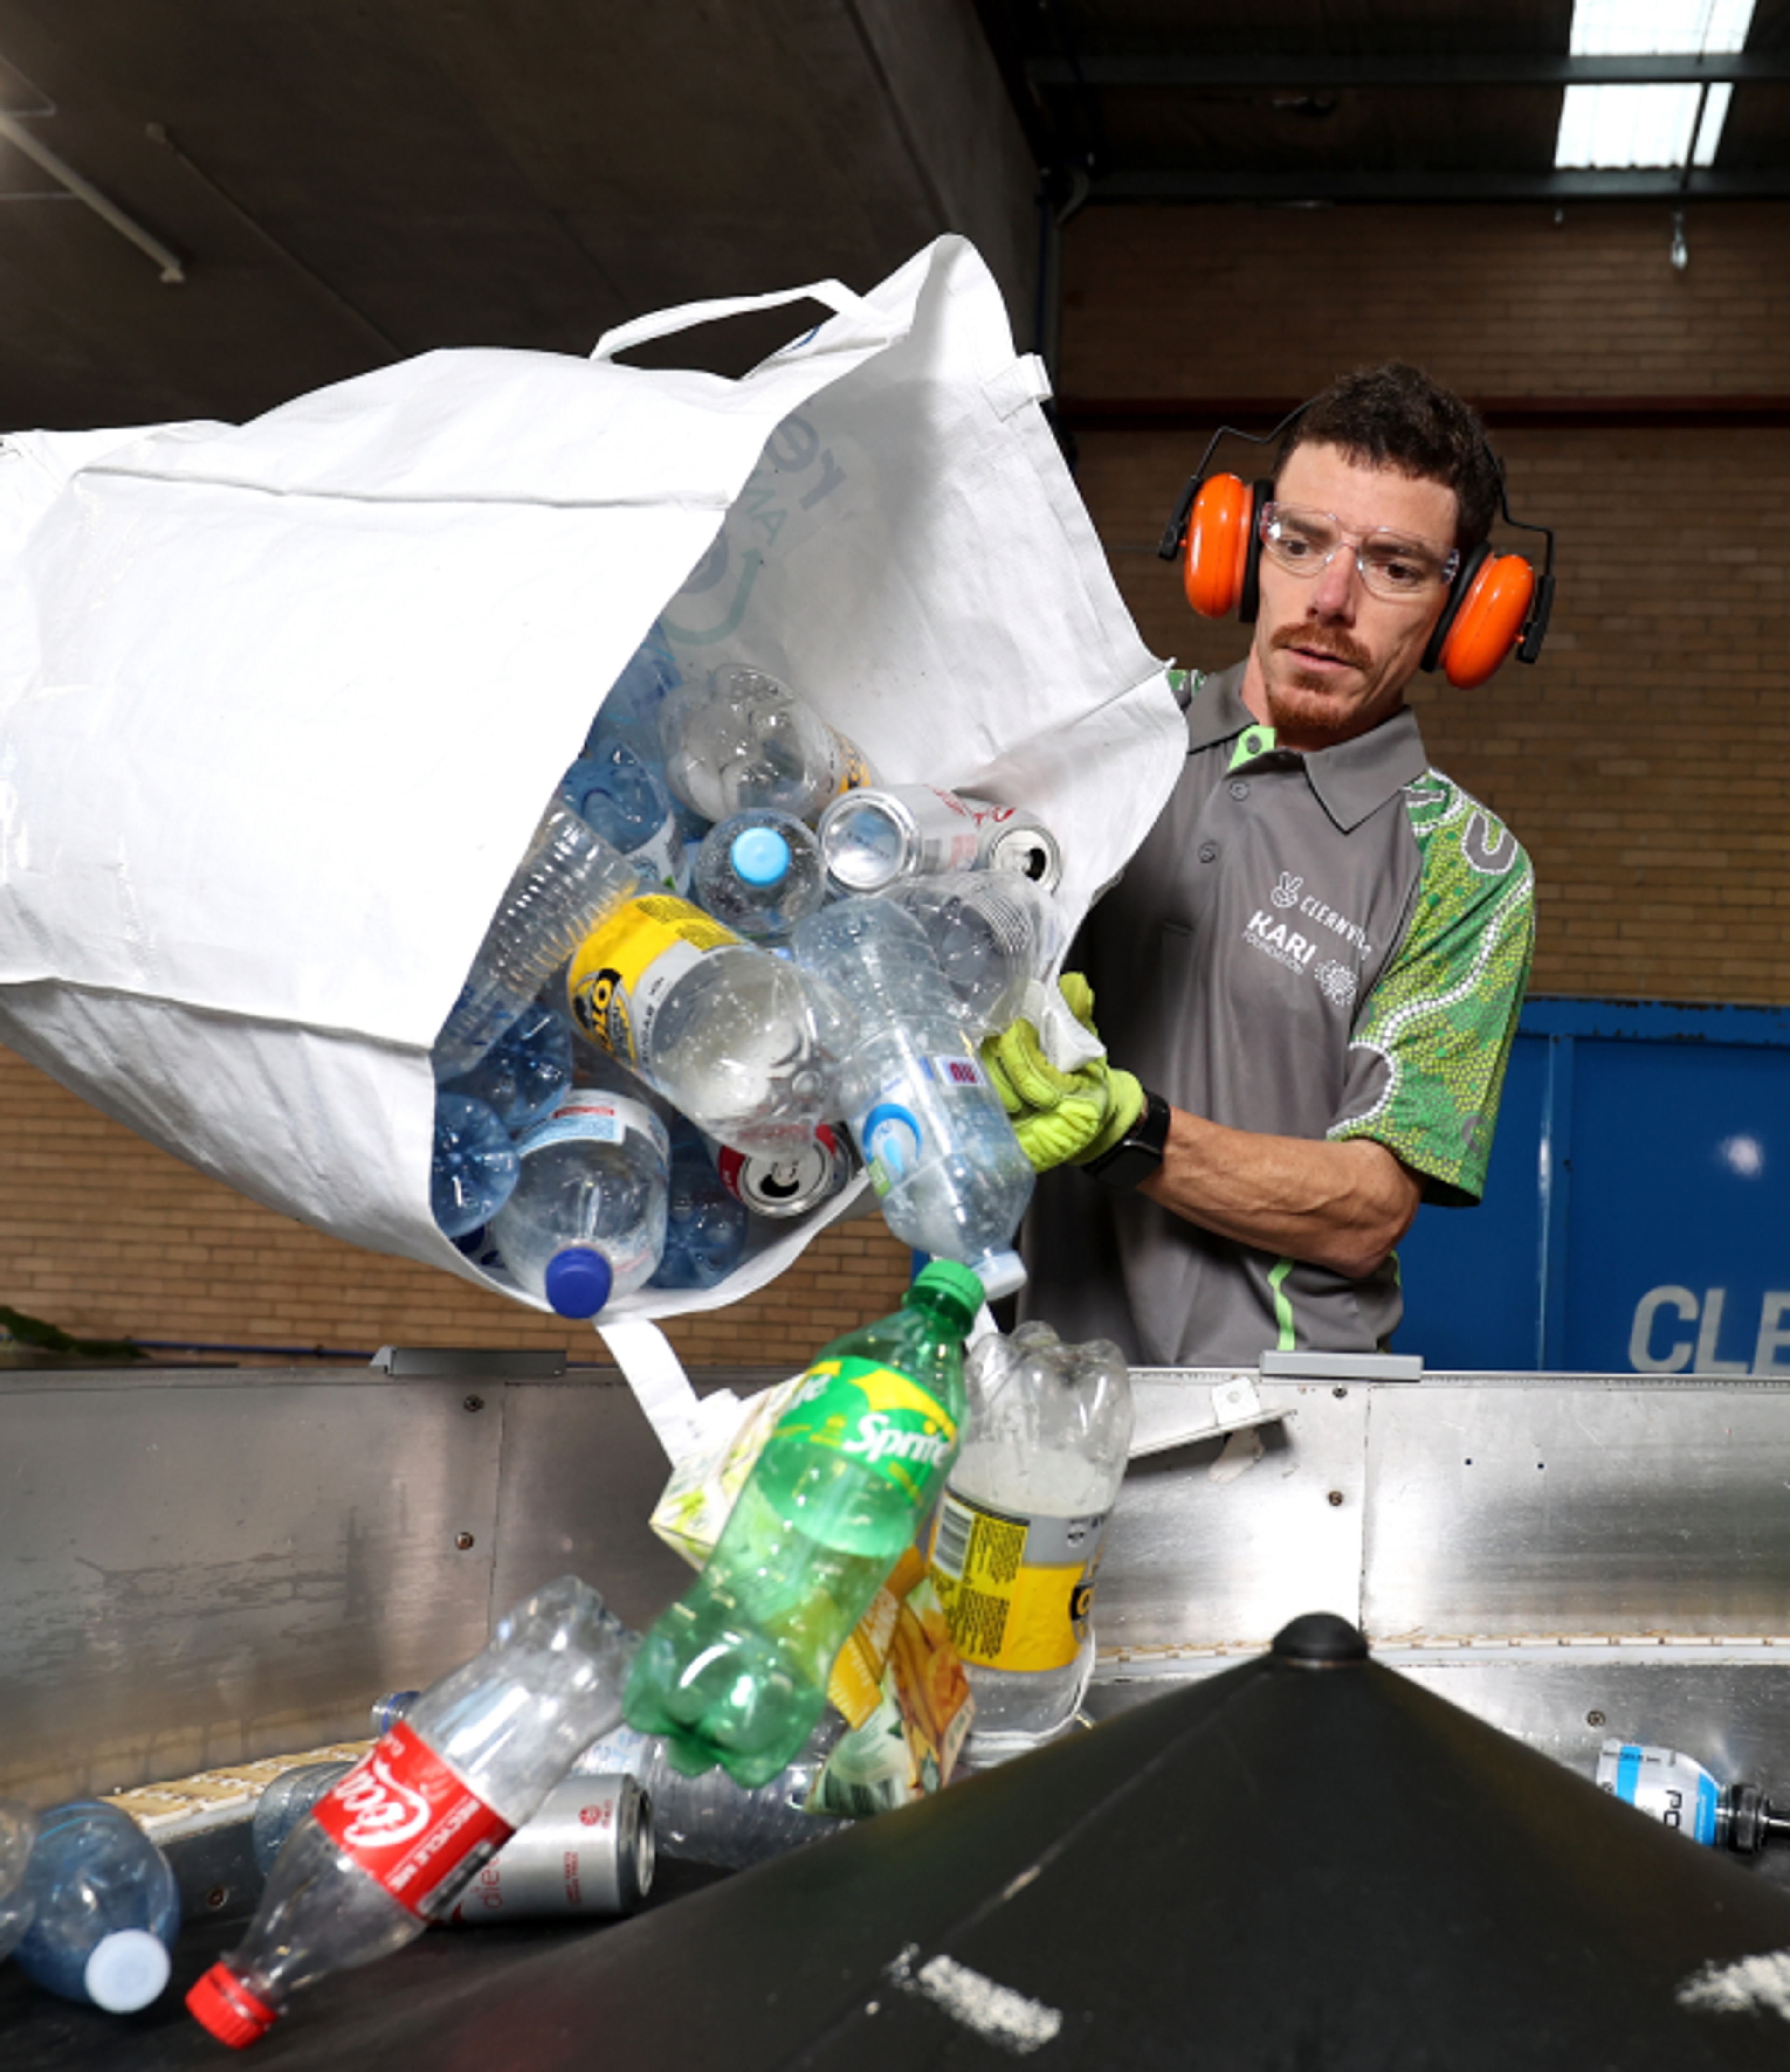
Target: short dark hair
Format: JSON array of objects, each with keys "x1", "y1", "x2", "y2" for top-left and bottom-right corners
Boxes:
[{"x1": 1275, "y1": 362, "x2": 1502, "y2": 551}]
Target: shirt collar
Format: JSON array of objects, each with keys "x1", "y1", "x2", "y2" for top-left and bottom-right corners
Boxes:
[{"x1": 1183, "y1": 660, "x2": 1430, "y2": 833}]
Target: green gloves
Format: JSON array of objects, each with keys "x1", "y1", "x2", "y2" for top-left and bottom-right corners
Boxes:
[{"x1": 980, "y1": 972, "x2": 1145, "y2": 1174}]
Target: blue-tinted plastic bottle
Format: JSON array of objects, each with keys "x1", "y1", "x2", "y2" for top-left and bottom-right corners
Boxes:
[
  {"x1": 430, "y1": 1091, "x2": 521, "y2": 1240},
  {"x1": 439, "y1": 1003, "x2": 572, "y2": 1134},
  {"x1": 0, "y1": 1800, "x2": 37, "y2": 1966},
  {"x1": 560, "y1": 740, "x2": 689, "y2": 894},
  {"x1": 14, "y1": 1802, "x2": 180, "y2": 2012},
  {"x1": 649, "y1": 1124, "x2": 750, "y2": 1290}
]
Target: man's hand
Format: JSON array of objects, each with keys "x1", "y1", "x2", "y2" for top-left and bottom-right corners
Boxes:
[{"x1": 980, "y1": 974, "x2": 1143, "y2": 1171}]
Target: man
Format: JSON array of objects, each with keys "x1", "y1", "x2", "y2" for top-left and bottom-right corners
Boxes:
[{"x1": 996, "y1": 362, "x2": 1536, "y2": 1366}]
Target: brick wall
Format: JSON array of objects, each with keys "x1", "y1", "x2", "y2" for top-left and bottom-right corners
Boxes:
[{"x1": 4, "y1": 197, "x2": 1784, "y2": 1357}]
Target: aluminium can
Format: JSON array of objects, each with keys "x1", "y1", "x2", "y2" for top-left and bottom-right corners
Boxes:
[
  {"x1": 441, "y1": 1773, "x2": 654, "y2": 1924},
  {"x1": 716, "y1": 1122, "x2": 857, "y2": 1219}
]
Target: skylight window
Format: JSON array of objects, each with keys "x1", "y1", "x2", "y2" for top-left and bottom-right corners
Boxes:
[{"x1": 1556, "y1": 0, "x2": 1755, "y2": 169}]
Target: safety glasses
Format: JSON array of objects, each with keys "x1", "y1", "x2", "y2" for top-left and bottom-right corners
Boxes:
[{"x1": 1259, "y1": 502, "x2": 1460, "y2": 602}]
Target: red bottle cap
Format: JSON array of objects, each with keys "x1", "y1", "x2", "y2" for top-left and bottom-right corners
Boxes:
[{"x1": 186, "y1": 1962, "x2": 279, "y2": 2049}]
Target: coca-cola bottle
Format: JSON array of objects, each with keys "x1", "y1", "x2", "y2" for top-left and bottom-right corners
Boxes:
[{"x1": 186, "y1": 1576, "x2": 634, "y2": 2048}]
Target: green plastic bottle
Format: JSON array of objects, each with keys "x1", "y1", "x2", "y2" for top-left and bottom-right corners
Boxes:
[{"x1": 623, "y1": 1259, "x2": 983, "y2": 1788}]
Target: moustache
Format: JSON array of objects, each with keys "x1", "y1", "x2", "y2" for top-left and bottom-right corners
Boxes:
[{"x1": 1269, "y1": 624, "x2": 1373, "y2": 672}]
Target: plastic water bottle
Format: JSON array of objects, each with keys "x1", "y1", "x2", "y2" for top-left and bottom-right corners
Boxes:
[
  {"x1": 792, "y1": 898, "x2": 1032, "y2": 1298},
  {"x1": 489, "y1": 1091, "x2": 670, "y2": 1318},
  {"x1": 250, "y1": 1764, "x2": 357, "y2": 1877},
  {"x1": 888, "y1": 869, "x2": 1064, "y2": 1036},
  {"x1": 0, "y1": 1800, "x2": 38, "y2": 1967},
  {"x1": 429, "y1": 1090, "x2": 521, "y2": 1241},
  {"x1": 930, "y1": 1321, "x2": 1133, "y2": 1761},
  {"x1": 659, "y1": 663, "x2": 874, "y2": 825},
  {"x1": 623, "y1": 1259, "x2": 981, "y2": 1789},
  {"x1": 584, "y1": 620, "x2": 683, "y2": 766},
  {"x1": 565, "y1": 878, "x2": 852, "y2": 1161},
  {"x1": 14, "y1": 1801, "x2": 180, "y2": 2012},
  {"x1": 690, "y1": 809, "x2": 828, "y2": 942},
  {"x1": 438, "y1": 1002, "x2": 572, "y2": 1134},
  {"x1": 560, "y1": 740, "x2": 689, "y2": 895},
  {"x1": 187, "y1": 1575, "x2": 636, "y2": 2049},
  {"x1": 433, "y1": 804, "x2": 645, "y2": 1079},
  {"x1": 575, "y1": 1719, "x2": 847, "y2": 1871},
  {"x1": 649, "y1": 1124, "x2": 750, "y2": 1291},
  {"x1": 1595, "y1": 1739, "x2": 1790, "y2": 1854},
  {"x1": 434, "y1": 803, "x2": 843, "y2": 1159}
]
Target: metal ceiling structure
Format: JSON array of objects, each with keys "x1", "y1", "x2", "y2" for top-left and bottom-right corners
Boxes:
[{"x1": 975, "y1": 0, "x2": 1790, "y2": 205}]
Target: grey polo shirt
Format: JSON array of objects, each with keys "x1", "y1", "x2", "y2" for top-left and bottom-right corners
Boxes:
[{"x1": 1021, "y1": 662, "x2": 1534, "y2": 1367}]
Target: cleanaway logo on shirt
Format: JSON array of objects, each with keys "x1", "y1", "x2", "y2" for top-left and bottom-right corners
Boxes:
[{"x1": 1245, "y1": 876, "x2": 1372, "y2": 991}]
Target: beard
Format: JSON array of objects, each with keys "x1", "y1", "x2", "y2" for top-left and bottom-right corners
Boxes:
[{"x1": 1260, "y1": 622, "x2": 1384, "y2": 747}]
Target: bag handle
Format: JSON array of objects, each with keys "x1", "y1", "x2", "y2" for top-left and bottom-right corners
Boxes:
[
  {"x1": 591, "y1": 278, "x2": 885, "y2": 363},
  {"x1": 597, "y1": 1314, "x2": 743, "y2": 1464}
]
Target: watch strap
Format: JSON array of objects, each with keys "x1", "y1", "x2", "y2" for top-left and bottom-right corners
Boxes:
[{"x1": 1081, "y1": 1087, "x2": 1172, "y2": 1191}]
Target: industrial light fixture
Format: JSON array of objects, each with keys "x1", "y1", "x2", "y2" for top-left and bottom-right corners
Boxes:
[{"x1": 1555, "y1": 0, "x2": 1755, "y2": 170}]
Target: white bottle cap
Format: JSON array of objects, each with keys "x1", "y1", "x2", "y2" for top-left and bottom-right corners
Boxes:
[
  {"x1": 84, "y1": 1927, "x2": 171, "y2": 2011},
  {"x1": 971, "y1": 1248, "x2": 1027, "y2": 1301}
]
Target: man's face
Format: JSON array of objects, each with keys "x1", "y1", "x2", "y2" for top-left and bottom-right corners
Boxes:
[{"x1": 1240, "y1": 442, "x2": 1459, "y2": 751}]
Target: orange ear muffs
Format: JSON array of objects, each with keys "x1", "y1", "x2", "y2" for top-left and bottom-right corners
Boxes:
[
  {"x1": 1423, "y1": 546, "x2": 1537, "y2": 689},
  {"x1": 1183, "y1": 473, "x2": 1260, "y2": 620}
]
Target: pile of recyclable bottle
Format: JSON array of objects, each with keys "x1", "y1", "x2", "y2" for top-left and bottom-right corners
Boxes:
[
  {"x1": 429, "y1": 623, "x2": 1070, "y2": 1314},
  {"x1": 0, "y1": 1263, "x2": 1151, "y2": 2044}
]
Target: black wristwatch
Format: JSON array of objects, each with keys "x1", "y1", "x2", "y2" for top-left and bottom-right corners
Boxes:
[{"x1": 1081, "y1": 1087, "x2": 1172, "y2": 1191}]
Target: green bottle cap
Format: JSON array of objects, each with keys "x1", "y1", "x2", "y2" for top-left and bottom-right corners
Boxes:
[{"x1": 909, "y1": 1258, "x2": 985, "y2": 1332}]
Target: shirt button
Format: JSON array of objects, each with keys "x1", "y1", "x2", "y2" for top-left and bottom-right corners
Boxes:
[
  {"x1": 1229, "y1": 780, "x2": 1250, "y2": 800},
  {"x1": 1198, "y1": 842, "x2": 1218, "y2": 863}
]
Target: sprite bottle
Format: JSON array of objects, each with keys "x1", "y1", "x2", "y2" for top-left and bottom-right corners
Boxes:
[{"x1": 623, "y1": 1259, "x2": 983, "y2": 1788}]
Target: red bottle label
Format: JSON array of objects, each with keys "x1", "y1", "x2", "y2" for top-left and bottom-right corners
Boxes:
[{"x1": 310, "y1": 1719, "x2": 515, "y2": 1917}]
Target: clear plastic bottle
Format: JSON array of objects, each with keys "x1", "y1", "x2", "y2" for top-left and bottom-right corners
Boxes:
[
  {"x1": 575, "y1": 1719, "x2": 847, "y2": 1871},
  {"x1": 1594, "y1": 1739, "x2": 1790, "y2": 1854},
  {"x1": 438, "y1": 1002, "x2": 572, "y2": 1134},
  {"x1": 624, "y1": 1260, "x2": 982, "y2": 1789},
  {"x1": 690, "y1": 809, "x2": 828, "y2": 943},
  {"x1": 565, "y1": 879, "x2": 852, "y2": 1161},
  {"x1": 930, "y1": 1321, "x2": 1133, "y2": 1762},
  {"x1": 186, "y1": 1575, "x2": 636, "y2": 2049},
  {"x1": 489, "y1": 1090, "x2": 670, "y2": 1318},
  {"x1": 0, "y1": 1800, "x2": 38, "y2": 1967},
  {"x1": 791, "y1": 897, "x2": 1032, "y2": 1298},
  {"x1": 429, "y1": 1090, "x2": 521, "y2": 1241},
  {"x1": 433, "y1": 804, "x2": 644, "y2": 1080},
  {"x1": 659, "y1": 663, "x2": 874, "y2": 826},
  {"x1": 250, "y1": 1764, "x2": 356, "y2": 1878},
  {"x1": 888, "y1": 869, "x2": 1064, "y2": 1037},
  {"x1": 14, "y1": 1801, "x2": 180, "y2": 2013},
  {"x1": 559, "y1": 740, "x2": 689, "y2": 895},
  {"x1": 648, "y1": 1123, "x2": 750, "y2": 1292}
]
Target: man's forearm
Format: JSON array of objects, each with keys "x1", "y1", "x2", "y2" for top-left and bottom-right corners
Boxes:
[{"x1": 1136, "y1": 1106, "x2": 1422, "y2": 1280}]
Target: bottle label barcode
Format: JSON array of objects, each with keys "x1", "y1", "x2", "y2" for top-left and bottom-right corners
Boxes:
[
  {"x1": 931, "y1": 1493, "x2": 974, "y2": 1579},
  {"x1": 928, "y1": 1492, "x2": 1111, "y2": 1675}
]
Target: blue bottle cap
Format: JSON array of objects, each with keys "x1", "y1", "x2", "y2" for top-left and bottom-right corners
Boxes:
[
  {"x1": 544, "y1": 1246, "x2": 613, "y2": 1318},
  {"x1": 732, "y1": 825, "x2": 792, "y2": 888}
]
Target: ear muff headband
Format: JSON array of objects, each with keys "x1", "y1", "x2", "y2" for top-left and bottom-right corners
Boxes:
[{"x1": 1422, "y1": 545, "x2": 1539, "y2": 690}]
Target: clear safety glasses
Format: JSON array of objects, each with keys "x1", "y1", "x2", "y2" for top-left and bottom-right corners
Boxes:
[{"x1": 1258, "y1": 502, "x2": 1460, "y2": 602}]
